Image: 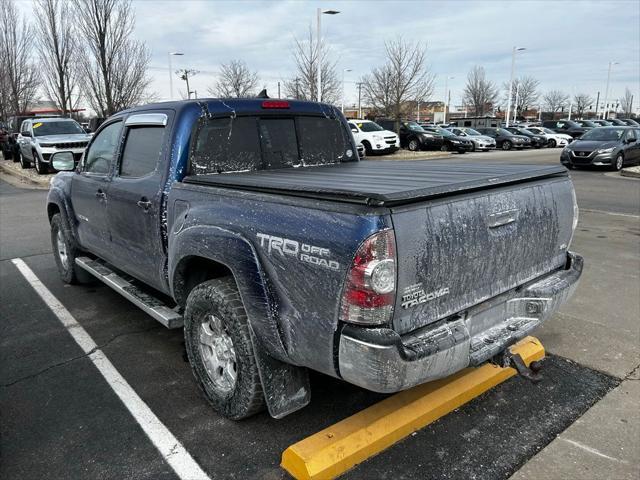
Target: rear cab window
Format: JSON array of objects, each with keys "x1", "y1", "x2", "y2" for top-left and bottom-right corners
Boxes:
[{"x1": 190, "y1": 114, "x2": 353, "y2": 175}]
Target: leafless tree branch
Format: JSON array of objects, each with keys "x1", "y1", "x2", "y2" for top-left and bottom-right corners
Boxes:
[
  {"x1": 543, "y1": 90, "x2": 569, "y2": 113},
  {"x1": 462, "y1": 66, "x2": 498, "y2": 116},
  {"x1": 572, "y1": 93, "x2": 593, "y2": 117},
  {"x1": 208, "y1": 60, "x2": 259, "y2": 98}
]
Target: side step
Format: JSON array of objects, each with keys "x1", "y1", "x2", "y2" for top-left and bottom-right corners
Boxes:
[{"x1": 75, "y1": 256, "x2": 183, "y2": 329}]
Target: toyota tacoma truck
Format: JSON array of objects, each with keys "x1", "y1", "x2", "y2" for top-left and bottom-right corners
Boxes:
[{"x1": 46, "y1": 98, "x2": 583, "y2": 420}]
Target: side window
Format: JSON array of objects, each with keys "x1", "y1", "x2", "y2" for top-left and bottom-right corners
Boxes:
[
  {"x1": 84, "y1": 121, "x2": 123, "y2": 175},
  {"x1": 557, "y1": 122, "x2": 565, "y2": 129},
  {"x1": 348, "y1": 122, "x2": 358, "y2": 132},
  {"x1": 626, "y1": 129, "x2": 637, "y2": 141},
  {"x1": 120, "y1": 127, "x2": 165, "y2": 177},
  {"x1": 21, "y1": 121, "x2": 30, "y2": 133}
]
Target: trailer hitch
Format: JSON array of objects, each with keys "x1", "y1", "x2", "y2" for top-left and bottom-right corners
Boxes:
[{"x1": 493, "y1": 350, "x2": 543, "y2": 383}]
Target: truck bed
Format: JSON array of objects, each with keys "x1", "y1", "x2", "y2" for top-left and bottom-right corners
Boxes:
[{"x1": 182, "y1": 160, "x2": 567, "y2": 206}]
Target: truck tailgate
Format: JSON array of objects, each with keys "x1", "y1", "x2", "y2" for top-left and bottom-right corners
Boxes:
[
  {"x1": 182, "y1": 161, "x2": 567, "y2": 206},
  {"x1": 391, "y1": 176, "x2": 576, "y2": 334}
]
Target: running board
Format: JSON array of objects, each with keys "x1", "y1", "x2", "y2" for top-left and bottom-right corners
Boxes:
[{"x1": 75, "y1": 256, "x2": 183, "y2": 329}]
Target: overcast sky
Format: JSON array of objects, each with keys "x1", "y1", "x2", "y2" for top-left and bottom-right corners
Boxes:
[{"x1": 18, "y1": 0, "x2": 640, "y2": 113}]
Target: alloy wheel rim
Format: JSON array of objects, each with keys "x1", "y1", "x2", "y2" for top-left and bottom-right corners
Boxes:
[
  {"x1": 56, "y1": 230, "x2": 69, "y2": 269},
  {"x1": 198, "y1": 314, "x2": 237, "y2": 394},
  {"x1": 616, "y1": 156, "x2": 623, "y2": 170}
]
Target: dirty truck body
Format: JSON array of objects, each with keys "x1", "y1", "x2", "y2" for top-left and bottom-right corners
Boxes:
[{"x1": 47, "y1": 98, "x2": 583, "y2": 419}]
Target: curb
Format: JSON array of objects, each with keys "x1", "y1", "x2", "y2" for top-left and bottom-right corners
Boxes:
[
  {"x1": 0, "y1": 161, "x2": 51, "y2": 188},
  {"x1": 620, "y1": 167, "x2": 640, "y2": 179}
]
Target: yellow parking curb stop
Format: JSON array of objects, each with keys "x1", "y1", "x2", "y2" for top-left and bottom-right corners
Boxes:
[{"x1": 281, "y1": 336, "x2": 545, "y2": 480}]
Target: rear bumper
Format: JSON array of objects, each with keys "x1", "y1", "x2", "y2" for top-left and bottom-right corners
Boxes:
[{"x1": 338, "y1": 252, "x2": 583, "y2": 393}]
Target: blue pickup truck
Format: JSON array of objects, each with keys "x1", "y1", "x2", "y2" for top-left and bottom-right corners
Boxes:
[{"x1": 46, "y1": 98, "x2": 583, "y2": 420}]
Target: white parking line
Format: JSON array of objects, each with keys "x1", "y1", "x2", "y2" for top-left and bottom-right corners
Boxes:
[
  {"x1": 580, "y1": 208, "x2": 640, "y2": 219},
  {"x1": 11, "y1": 258, "x2": 211, "y2": 480}
]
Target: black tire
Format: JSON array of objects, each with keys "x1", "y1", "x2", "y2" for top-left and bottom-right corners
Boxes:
[
  {"x1": 471, "y1": 143, "x2": 477, "y2": 152},
  {"x1": 502, "y1": 141, "x2": 512, "y2": 151},
  {"x1": 611, "y1": 153, "x2": 624, "y2": 171},
  {"x1": 184, "y1": 277, "x2": 265, "y2": 420},
  {"x1": 34, "y1": 151, "x2": 48, "y2": 174},
  {"x1": 51, "y1": 213, "x2": 91, "y2": 284},
  {"x1": 408, "y1": 138, "x2": 420, "y2": 151},
  {"x1": 458, "y1": 150, "x2": 466, "y2": 154},
  {"x1": 548, "y1": 139, "x2": 557, "y2": 148},
  {"x1": 18, "y1": 151, "x2": 31, "y2": 169},
  {"x1": 440, "y1": 143, "x2": 449, "y2": 152},
  {"x1": 361, "y1": 140, "x2": 373, "y2": 156}
]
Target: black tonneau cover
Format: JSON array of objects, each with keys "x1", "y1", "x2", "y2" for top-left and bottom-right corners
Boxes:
[{"x1": 183, "y1": 160, "x2": 567, "y2": 206}]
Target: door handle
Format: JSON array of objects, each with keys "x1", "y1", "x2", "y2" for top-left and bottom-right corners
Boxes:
[
  {"x1": 95, "y1": 190, "x2": 106, "y2": 198},
  {"x1": 137, "y1": 198, "x2": 152, "y2": 210}
]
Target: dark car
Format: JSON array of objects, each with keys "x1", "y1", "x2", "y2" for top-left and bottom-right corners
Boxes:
[
  {"x1": 421, "y1": 126, "x2": 474, "y2": 153},
  {"x1": 376, "y1": 119, "x2": 444, "y2": 151},
  {"x1": 606, "y1": 118, "x2": 627, "y2": 126},
  {"x1": 505, "y1": 127, "x2": 547, "y2": 148},
  {"x1": 591, "y1": 119, "x2": 613, "y2": 126},
  {"x1": 542, "y1": 120, "x2": 588, "y2": 139},
  {"x1": 560, "y1": 126, "x2": 640, "y2": 171},
  {"x1": 620, "y1": 118, "x2": 640, "y2": 126},
  {"x1": 574, "y1": 120, "x2": 600, "y2": 129},
  {"x1": 476, "y1": 127, "x2": 531, "y2": 150}
]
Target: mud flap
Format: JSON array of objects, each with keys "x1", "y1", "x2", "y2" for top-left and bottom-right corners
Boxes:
[{"x1": 249, "y1": 327, "x2": 311, "y2": 419}]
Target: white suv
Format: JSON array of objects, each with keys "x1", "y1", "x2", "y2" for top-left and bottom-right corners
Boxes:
[
  {"x1": 527, "y1": 127, "x2": 573, "y2": 148},
  {"x1": 348, "y1": 120, "x2": 399, "y2": 155},
  {"x1": 17, "y1": 117, "x2": 91, "y2": 174}
]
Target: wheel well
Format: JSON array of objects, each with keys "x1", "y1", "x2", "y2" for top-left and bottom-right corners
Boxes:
[
  {"x1": 47, "y1": 203, "x2": 60, "y2": 223},
  {"x1": 173, "y1": 256, "x2": 234, "y2": 307},
  {"x1": 361, "y1": 139, "x2": 371, "y2": 146}
]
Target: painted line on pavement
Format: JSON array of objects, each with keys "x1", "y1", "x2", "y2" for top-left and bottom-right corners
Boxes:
[
  {"x1": 11, "y1": 258, "x2": 211, "y2": 480},
  {"x1": 581, "y1": 208, "x2": 640, "y2": 219}
]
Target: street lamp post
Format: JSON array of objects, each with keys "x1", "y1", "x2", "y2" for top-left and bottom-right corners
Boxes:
[
  {"x1": 505, "y1": 47, "x2": 526, "y2": 127},
  {"x1": 341, "y1": 68, "x2": 352, "y2": 113},
  {"x1": 168, "y1": 52, "x2": 184, "y2": 100},
  {"x1": 443, "y1": 76, "x2": 454, "y2": 123},
  {"x1": 602, "y1": 61, "x2": 619, "y2": 119},
  {"x1": 316, "y1": 8, "x2": 340, "y2": 102}
]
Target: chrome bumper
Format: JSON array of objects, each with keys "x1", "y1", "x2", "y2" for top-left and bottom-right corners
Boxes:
[{"x1": 338, "y1": 252, "x2": 583, "y2": 393}]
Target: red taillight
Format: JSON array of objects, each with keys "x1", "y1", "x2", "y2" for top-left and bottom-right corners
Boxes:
[
  {"x1": 340, "y1": 229, "x2": 396, "y2": 325},
  {"x1": 262, "y1": 100, "x2": 290, "y2": 109}
]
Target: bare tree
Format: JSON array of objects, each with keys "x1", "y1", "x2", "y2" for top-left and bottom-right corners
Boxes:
[
  {"x1": 34, "y1": 0, "x2": 79, "y2": 115},
  {"x1": 0, "y1": 0, "x2": 40, "y2": 115},
  {"x1": 361, "y1": 37, "x2": 434, "y2": 128},
  {"x1": 462, "y1": 66, "x2": 498, "y2": 116},
  {"x1": 73, "y1": 0, "x2": 151, "y2": 116},
  {"x1": 543, "y1": 90, "x2": 569, "y2": 113},
  {"x1": 208, "y1": 60, "x2": 259, "y2": 98},
  {"x1": 573, "y1": 93, "x2": 593, "y2": 117},
  {"x1": 621, "y1": 87, "x2": 634, "y2": 115},
  {"x1": 282, "y1": 27, "x2": 340, "y2": 104},
  {"x1": 504, "y1": 76, "x2": 539, "y2": 116}
]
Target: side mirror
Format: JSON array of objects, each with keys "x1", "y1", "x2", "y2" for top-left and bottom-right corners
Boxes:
[
  {"x1": 350, "y1": 127, "x2": 358, "y2": 133},
  {"x1": 627, "y1": 137, "x2": 637, "y2": 143},
  {"x1": 51, "y1": 151, "x2": 75, "y2": 171}
]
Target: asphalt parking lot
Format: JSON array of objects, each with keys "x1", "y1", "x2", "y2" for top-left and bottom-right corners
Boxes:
[{"x1": 1, "y1": 148, "x2": 638, "y2": 480}]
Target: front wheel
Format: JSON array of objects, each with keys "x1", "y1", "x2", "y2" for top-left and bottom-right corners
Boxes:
[
  {"x1": 184, "y1": 278, "x2": 265, "y2": 420},
  {"x1": 34, "y1": 152, "x2": 48, "y2": 174},
  {"x1": 548, "y1": 139, "x2": 557, "y2": 148},
  {"x1": 612, "y1": 153, "x2": 624, "y2": 171},
  {"x1": 502, "y1": 141, "x2": 512, "y2": 151},
  {"x1": 440, "y1": 144, "x2": 449, "y2": 152},
  {"x1": 19, "y1": 151, "x2": 31, "y2": 169},
  {"x1": 51, "y1": 213, "x2": 92, "y2": 284},
  {"x1": 408, "y1": 139, "x2": 420, "y2": 151}
]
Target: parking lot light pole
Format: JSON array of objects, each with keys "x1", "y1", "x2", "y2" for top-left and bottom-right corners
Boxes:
[
  {"x1": 316, "y1": 9, "x2": 340, "y2": 102},
  {"x1": 168, "y1": 52, "x2": 184, "y2": 100},
  {"x1": 505, "y1": 47, "x2": 526, "y2": 127},
  {"x1": 443, "y1": 76, "x2": 454, "y2": 123},
  {"x1": 602, "y1": 61, "x2": 619, "y2": 119},
  {"x1": 341, "y1": 68, "x2": 352, "y2": 113}
]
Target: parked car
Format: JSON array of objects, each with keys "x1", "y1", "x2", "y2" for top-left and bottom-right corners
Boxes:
[
  {"x1": 0, "y1": 122, "x2": 13, "y2": 160},
  {"x1": 17, "y1": 117, "x2": 92, "y2": 173},
  {"x1": 605, "y1": 118, "x2": 627, "y2": 126},
  {"x1": 505, "y1": 127, "x2": 547, "y2": 148},
  {"x1": 447, "y1": 127, "x2": 496, "y2": 151},
  {"x1": 591, "y1": 119, "x2": 612, "y2": 126},
  {"x1": 376, "y1": 119, "x2": 444, "y2": 151},
  {"x1": 542, "y1": 120, "x2": 588, "y2": 139},
  {"x1": 574, "y1": 120, "x2": 600, "y2": 129},
  {"x1": 421, "y1": 126, "x2": 474, "y2": 153},
  {"x1": 347, "y1": 120, "x2": 399, "y2": 155},
  {"x1": 620, "y1": 118, "x2": 640, "y2": 126},
  {"x1": 449, "y1": 117, "x2": 501, "y2": 129},
  {"x1": 475, "y1": 127, "x2": 531, "y2": 150},
  {"x1": 46, "y1": 97, "x2": 583, "y2": 420},
  {"x1": 527, "y1": 127, "x2": 573, "y2": 148},
  {"x1": 560, "y1": 126, "x2": 640, "y2": 171}
]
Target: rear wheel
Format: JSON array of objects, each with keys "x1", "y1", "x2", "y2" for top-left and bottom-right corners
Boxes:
[
  {"x1": 440, "y1": 143, "x2": 449, "y2": 152},
  {"x1": 502, "y1": 141, "x2": 512, "y2": 151},
  {"x1": 362, "y1": 140, "x2": 373, "y2": 156},
  {"x1": 184, "y1": 278, "x2": 265, "y2": 420},
  {"x1": 548, "y1": 139, "x2": 557, "y2": 148},
  {"x1": 19, "y1": 151, "x2": 31, "y2": 169}
]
